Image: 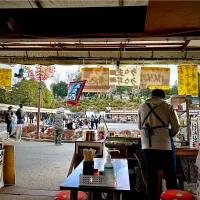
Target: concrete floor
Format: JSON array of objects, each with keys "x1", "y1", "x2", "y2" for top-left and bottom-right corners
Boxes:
[{"x1": 0, "y1": 141, "x2": 75, "y2": 199}]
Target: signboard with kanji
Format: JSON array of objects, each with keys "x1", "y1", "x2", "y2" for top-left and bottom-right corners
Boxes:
[
  {"x1": 0, "y1": 68, "x2": 12, "y2": 87},
  {"x1": 178, "y1": 65, "x2": 198, "y2": 96},
  {"x1": 81, "y1": 67, "x2": 109, "y2": 92},
  {"x1": 140, "y1": 67, "x2": 170, "y2": 88},
  {"x1": 109, "y1": 66, "x2": 140, "y2": 86},
  {"x1": 190, "y1": 118, "x2": 198, "y2": 148}
]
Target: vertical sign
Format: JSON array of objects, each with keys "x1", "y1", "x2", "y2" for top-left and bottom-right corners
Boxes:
[
  {"x1": 190, "y1": 118, "x2": 198, "y2": 148},
  {"x1": 178, "y1": 65, "x2": 198, "y2": 95},
  {"x1": 0, "y1": 68, "x2": 12, "y2": 87}
]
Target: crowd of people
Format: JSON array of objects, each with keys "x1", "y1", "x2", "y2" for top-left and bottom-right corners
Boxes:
[
  {"x1": 65, "y1": 115, "x2": 102, "y2": 130},
  {"x1": 4, "y1": 103, "x2": 25, "y2": 138}
]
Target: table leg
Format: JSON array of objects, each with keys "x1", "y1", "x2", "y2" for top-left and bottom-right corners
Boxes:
[
  {"x1": 107, "y1": 192, "x2": 113, "y2": 200},
  {"x1": 87, "y1": 191, "x2": 93, "y2": 200},
  {"x1": 113, "y1": 193, "x2": 121, "y2": 200},
  {"x1": 92, "y1": 191, "x2": 101, "y2": 200},
  {"x1": 70, "y1": 190, "x2": 77, "y2": 200}
]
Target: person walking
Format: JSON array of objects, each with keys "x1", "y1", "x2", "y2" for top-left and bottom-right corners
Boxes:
[
  {"x1": 94, "y1": 115, "x2": 98, "y2": 129},
  {"x1": 91, "y1": 115, "x2": 95, "y2": 130},
  {"x1": 54, "y1": 108, "x2": 67, "y2": 145},
  {"x1": 16, "y1": 104, "x2": 25, "y2": 124},
  {"x1": 5, "y1": 106, "x2": 14, "y2": 138},
  {"x1": 138, "y1": 89, "x2": 180, "y2": 200},
  {"x1": 29, "y1": 112, "x2": 34, "y2": 124}
]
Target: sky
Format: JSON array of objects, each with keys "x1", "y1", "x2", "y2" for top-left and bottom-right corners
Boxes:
[{"x1": 0, "y1": 63, "x2": 183, "y2": 89}]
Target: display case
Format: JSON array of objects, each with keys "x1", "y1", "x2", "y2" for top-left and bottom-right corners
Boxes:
[{"x1": 171, "y1": 95, "x2": 190, "y2": 147}]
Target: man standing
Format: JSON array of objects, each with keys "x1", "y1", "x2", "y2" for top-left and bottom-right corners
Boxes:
[
  {"x1": 16, "y1": 104, "x2": 25, "y2": 124},
  {"x1": 5, "y1": 106, "x2": 13, "y2": 138},
  {"x1": 138, "y1": 89, "x2": 180, "y2": 200},
  {"x1": 54, "y1": 108, "x2": 66, "y2": 145},
  {"x1": 29, "y1": 112, "x2": 34, "y2": 124}
]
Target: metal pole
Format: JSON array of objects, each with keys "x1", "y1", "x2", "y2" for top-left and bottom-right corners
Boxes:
[{"x1": 37, "y1": 78, "x2": 42, "y2": 138}]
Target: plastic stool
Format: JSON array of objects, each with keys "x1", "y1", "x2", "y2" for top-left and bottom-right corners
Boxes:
[
  {"x1": 54, "y1": 190, "x2": 87, "y2": 200},
  {"x1": 160, "y1": 190, "x2": 195, "y2": 200}
]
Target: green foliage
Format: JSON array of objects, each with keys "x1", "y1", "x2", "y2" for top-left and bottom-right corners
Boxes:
[
  {"x1": 110, "y1": 94, "x2": 114, "y2": 101},
  {"x1": 0, "y1": 88, "x2": 8, "y2": 103},
  {"x1": 116, "y1": 86, "x2": 132, "y2": 94},
  {"x1": 51, "y1": 81, "x2": 68, "y2": 98},
  {"x1": 7, "y1": 80, "x2": 55, "y2": 108}
]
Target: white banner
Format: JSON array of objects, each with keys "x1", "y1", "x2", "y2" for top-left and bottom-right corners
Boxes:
[
  {"x1": 190, "y1": 118, "x2": 198, "y2": 148},
  {"x1": 109, "y1": 66, "x2": 141, "y2": 86}
]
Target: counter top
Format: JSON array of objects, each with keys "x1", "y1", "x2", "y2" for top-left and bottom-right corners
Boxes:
[{"x1": 176, "y1": 148, "x2": 198, "y2": 156}]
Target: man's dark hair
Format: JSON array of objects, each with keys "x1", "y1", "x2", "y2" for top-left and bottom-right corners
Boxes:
[
  {"x1": 8, "y1": 106, "x2": 13, "y2": 110},
  {"x1": 19, "y1": 103, "x2": 23, "y2": 108},
  {"x1": 151, "y1": 89, "x2": 165, "y2": 99}
]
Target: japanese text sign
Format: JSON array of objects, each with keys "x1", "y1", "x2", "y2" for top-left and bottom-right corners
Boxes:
[
  {"x1": 109, "y1": 66, "x2": 140, "y2": 86},
  {"x1": 81, "y1": 68, "x2": 109, "y2": 92},
  {"x1": 66, "y1": 80, "x2": 86, "y2": 106},
  {"x1": 0, "y1": 68, "x2": 12, "y2": 87},
  {"x1": 140, "y1": 67, "x2": 170, "y2": 88},
  {"x1": 190, "y1": 118, "x2": 198, "y2": 148},
  {"x1": 178, "y1": 65, "x2": 198, "y2": 96}
]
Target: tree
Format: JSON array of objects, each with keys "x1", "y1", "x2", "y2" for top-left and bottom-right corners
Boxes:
[
  {"x1": 9, "y1": 80, "x2": 55, "y2": 108},
  {"x1": 51, "y1": 81, "x2": 68, "y2": 98},
  {"x1": 0, "y1": 88, "x2": 8, "y2": 103},
  {"x1": 116, "y1": 86, "x2": 132, "y2": 94}
]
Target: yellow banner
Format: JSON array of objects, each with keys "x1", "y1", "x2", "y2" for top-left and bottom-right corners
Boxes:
[
  {"x1": 178, "y1": 65, "x2": 198, "y2": 95},
  {"x1": 149, "y1": 85, "x2": 170, "y2": 90},
  {"x1": 140, "y1": 67, "x2": 170, "y2": 88},
  {"x1": 0, "y1": 69, "x2": 12, "y2": 87},
  {"x1": 81, "y1": 67, "x2": 109, "y2": 92}
]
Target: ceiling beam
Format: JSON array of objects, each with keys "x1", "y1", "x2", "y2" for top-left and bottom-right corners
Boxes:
[
  {"x1": 181, "y1": 40, "x2": 190, "y2": 52},
  {"x1": 34, "y1": 0, "x2": 43, "y2": 8},
  {"x1": 1, "y1": 47, "x2": 200, "y2": 52},
  {"x1": 0, "y1": 57, "x2": 199, "y2": 65},
  {"x1": 0, "y1": 36, "x2": 199, "y2": 43}
]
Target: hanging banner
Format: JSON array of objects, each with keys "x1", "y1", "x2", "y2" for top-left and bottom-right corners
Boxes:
[
  {"x1": 0, "y1": 150, "x2": 4, "y2": 188},
  {"x1": 81, "y1": 68, "x2": 109, "y2": 92},
  {"x1": 178, "y1": 65, "x2": 198, "y2": 95},
  {"x1": 140, "y1": 67, "x2": 170, "y2": 88},
  {"x1": 66, "y1": 80, "x2": 86, "y2": 106},
  {"x1": 190, "y1": 118, "x2": 198, "y2": 148},
  {"x1": 109, "y1": 66, "x2": 140, "y2": 86},
  {"x1": 0, "y1": 68, "x2": 12, "y2": 87}
]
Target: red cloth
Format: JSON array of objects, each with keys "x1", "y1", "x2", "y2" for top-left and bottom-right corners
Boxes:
[
  {"x1": 161, "y1": 190, "x2": 195, "y2": 200},
  {"x1": 54, "y1": 190, "x2": 87, "y2": 200}
]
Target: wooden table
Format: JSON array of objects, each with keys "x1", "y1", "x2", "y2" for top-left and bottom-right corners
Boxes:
[{"x1": 60, "y1": 158, "x2": 130, "y2": 200}]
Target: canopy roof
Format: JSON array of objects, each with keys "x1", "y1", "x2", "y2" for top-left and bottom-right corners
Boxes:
[{"x1": 0, "y1": 0, "x2": 200, "y2": 64}]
